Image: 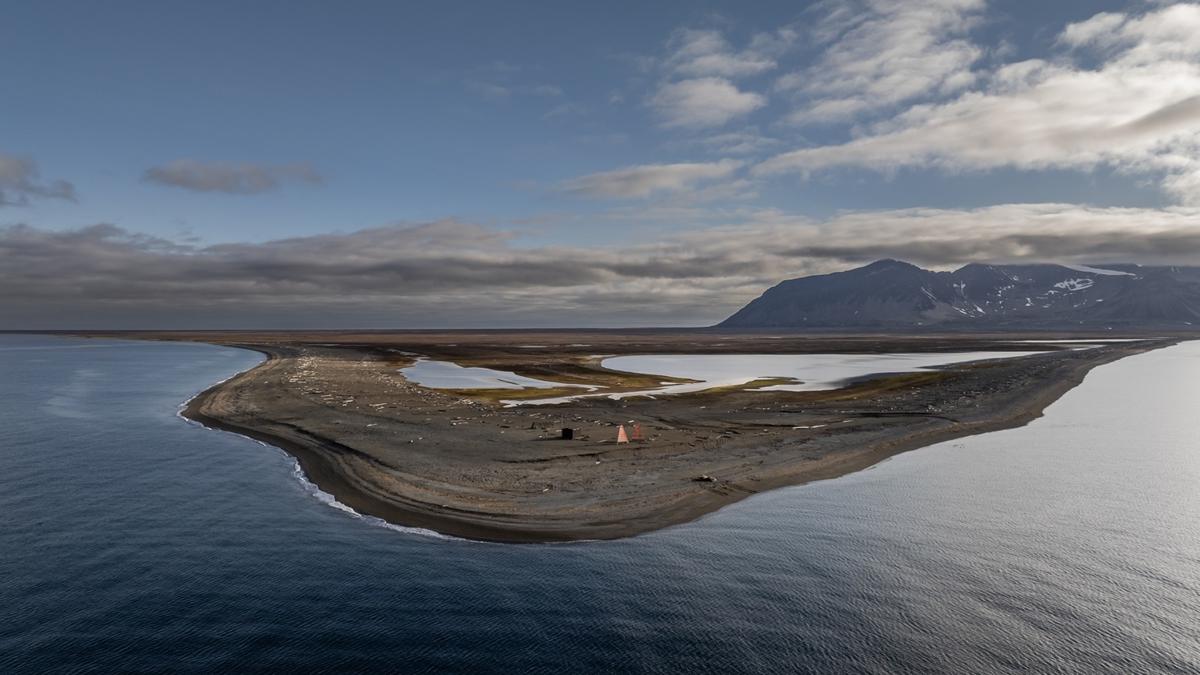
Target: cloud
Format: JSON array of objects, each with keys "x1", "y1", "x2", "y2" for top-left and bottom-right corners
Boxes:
[
  {"x1": 1059, "y1": 4, "x2": 1200, "y2": 62},
  {"x1": 0, "y1": 153, "x2": 76, "y2": 206},
  {"x1": 1057, "y1": 12, "x2": 1127, "y2": 49},
  {"x1": 777, "y1": 0, "x2": 984, "y2": 123},
  {"x1": 543, "y1": 102, "x2": 586, "y2": 120},
  {"x1": 561, "y1": 160, "x2": 743, "y2": 198},
  {"x1": 143, "y1": 160, "x2": 324, "y2": 195},
  {"x1": 642, "y1": 26, "x2": 787, "y2": 130},
  {"x1": 758, "y1": 3, "x2": 1200, "y2": 204},
  {"x1": 465, "y1": 80, "x2": 513, "y2": 100},
  {"x1": 6, "y1": 204, "x2": 1200, "y2": 328},
  {"x1": 466, "y1": 78, "x2": 563, "y2": 101},
  {"x1": 689, "y1": 128, "x2": 781, "y2": 156},
  {"x1": 649, "y1": 77, "x2": 766, "y2": 128},
  {"x1": 663, "y1": 28, "x2": 787, "y2": 78},
  {"x1": 764, "y1": 203, "x2": 1200, "y2": 265}
]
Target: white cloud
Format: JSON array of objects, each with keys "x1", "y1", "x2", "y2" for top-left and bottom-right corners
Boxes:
[
  {"x1": 758, "y1": 3, "x2": 1200, "y2": 204},
  {"x1": 777, "y1": 0, "x2": 984, "y2": 123},
  {"x1": 1058, "y1": 12, "x2": 1127, "y2": 49},
  {"x1": 650, "y1": 77, "x2": 766, "y2": 128},
  {"x1": 561, "y1": 159, "x2": 743, "y2": 198},
  {"x1": 664, "y1": 28, "x2": 783, "y2": 78},
  {"x1": 1061, "y1": 3, "x2": 1200, "y2": 63},
  {"x1": 692, "y1": 128, "x2": 781, "y2": 156}
]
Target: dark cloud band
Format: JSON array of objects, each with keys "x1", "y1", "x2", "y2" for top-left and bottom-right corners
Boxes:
[
  {"x1": 142, "y1": 160, "x2": 323, "y2": 194},
  {"x1": 4, "y1": 205, "x2": 1200, "y2": 328}
]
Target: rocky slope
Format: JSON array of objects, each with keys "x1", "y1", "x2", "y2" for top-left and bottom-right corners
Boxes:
[{"x1": 720, "y1": 259, "x2": 1200, "y2": 329}]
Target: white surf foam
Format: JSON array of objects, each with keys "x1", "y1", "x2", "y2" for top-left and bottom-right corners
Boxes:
[
  {"x1": 285, "y1": 458, "x2": 456, "y2": 541},
  {"x1": 177, "y1": 347, "x2": 601, "y2": 545},
  {"x1": 183, "y1": 410, "x2": 459, "y2": 540},
  {"x1": 176, "y1": 350, "x2": 461, "y2": 540}
]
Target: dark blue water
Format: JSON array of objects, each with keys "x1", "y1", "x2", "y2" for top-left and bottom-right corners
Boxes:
[{"x1": 3, "y1": 335, "x2": 1199, "y2": 673}]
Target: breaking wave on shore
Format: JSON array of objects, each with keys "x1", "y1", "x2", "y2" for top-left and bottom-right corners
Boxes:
[{"x1": 284, "y1": 457, "x2": 456, "y2": 541}]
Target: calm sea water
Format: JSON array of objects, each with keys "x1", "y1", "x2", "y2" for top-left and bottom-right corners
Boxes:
[{"x1": 2, "y1": 335, "x2": 1199, "y2": 673}]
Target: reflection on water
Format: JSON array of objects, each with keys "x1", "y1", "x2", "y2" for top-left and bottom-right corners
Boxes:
[
  {"x1": 2, "y1": 335, "x2": 1198, "y2": 673},
  {"x1": 606, "y1": 351, "x2": 1045, "y2": 393},
  {"x1": 512, "y1": 350, "x2": 1043, "y2": 405},
  {"x1": 400, "y1": 357, "x2": 589, "y2": 390}
]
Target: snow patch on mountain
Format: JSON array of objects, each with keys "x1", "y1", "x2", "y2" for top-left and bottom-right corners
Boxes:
[{"x1": 720, "y1": 260, "x2": 1200, "y2": 329}]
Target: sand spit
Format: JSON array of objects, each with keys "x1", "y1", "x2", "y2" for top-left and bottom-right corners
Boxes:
[{"x1": 81, "y1": 330, "x2": 1177, "y2": 542}]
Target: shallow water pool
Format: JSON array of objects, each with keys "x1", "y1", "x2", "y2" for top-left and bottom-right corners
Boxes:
[
  {"x1": 511, "y1": 350, "x2": 1044, "y2": 405},
  {"x1": 400, "y1": 358, "x2": 586, "y2": 390}
]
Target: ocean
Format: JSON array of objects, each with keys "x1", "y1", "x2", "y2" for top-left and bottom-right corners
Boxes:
[{"x1": 2, "y1": 334, "x2": 1198, "y2": 673}]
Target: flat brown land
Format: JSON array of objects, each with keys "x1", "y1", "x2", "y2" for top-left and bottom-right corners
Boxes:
[{"x1": 77, "y1": 330, "x2": 1176, "y2": 542}]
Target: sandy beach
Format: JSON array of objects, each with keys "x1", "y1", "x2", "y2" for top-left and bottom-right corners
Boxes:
[{"x1": 93, "y1": 330, "x2": 1175, "y2": 542}]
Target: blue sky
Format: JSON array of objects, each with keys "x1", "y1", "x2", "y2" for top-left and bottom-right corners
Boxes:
[{"x1": 3, "y1": 0, "x2": 1200, "y2": 327}]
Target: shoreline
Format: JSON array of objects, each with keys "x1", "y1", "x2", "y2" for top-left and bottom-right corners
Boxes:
[
  {"x1": 181, "y1": 352, "x2": 552, "y2": 543},
  {"x1": 165, "y1": 334, "x2": 1179, "y2": 543}
]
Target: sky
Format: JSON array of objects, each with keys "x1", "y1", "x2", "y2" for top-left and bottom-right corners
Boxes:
[{"x1": 4, "y1": 0, "x2": 1200, "y2": 328}]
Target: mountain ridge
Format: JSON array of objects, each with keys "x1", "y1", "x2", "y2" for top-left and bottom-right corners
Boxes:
[{"x1": 720, "y1": 260, "x2": 1200, "y2": 329}]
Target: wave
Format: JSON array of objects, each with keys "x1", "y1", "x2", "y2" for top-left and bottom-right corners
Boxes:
[
  {"x1": 182, "y1": 409, "x2": 458, "y2": 541},
  {"x1": 285, "y1": 457, "x2": 456, "y2": 541}
]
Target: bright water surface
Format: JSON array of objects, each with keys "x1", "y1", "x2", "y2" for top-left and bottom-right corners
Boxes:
[
  {"x1": 2, "y1": 335, "x2": 1199, "y2": 673},
  {"x1": 400, "y1": 358, "x2": 586, "y2": 390},
  {"x1": 500, "y1": 350, "x2": 1043, "y2": 405},
  {"x1": 602, "y1": 351, "x2": 1045, "y2": 395}
]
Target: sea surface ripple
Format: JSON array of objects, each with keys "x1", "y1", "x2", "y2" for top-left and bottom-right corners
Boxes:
[{"x1": 2, "y1": 334, "x2": 1199, "y2": 673}]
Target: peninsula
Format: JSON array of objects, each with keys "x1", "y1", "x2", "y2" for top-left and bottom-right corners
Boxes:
[{"x1": 81, "y1": 330, "x2": 1175, "y2": 542}]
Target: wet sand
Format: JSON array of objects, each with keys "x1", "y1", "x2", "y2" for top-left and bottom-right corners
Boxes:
[{"x1": 85, "y1": 331, "x2": 1176, "y2": 542}]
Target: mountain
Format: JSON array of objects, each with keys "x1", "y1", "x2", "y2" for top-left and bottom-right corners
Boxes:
[{"x1": 719, "y1": 259, "x2": 1200, "y2": 330}]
